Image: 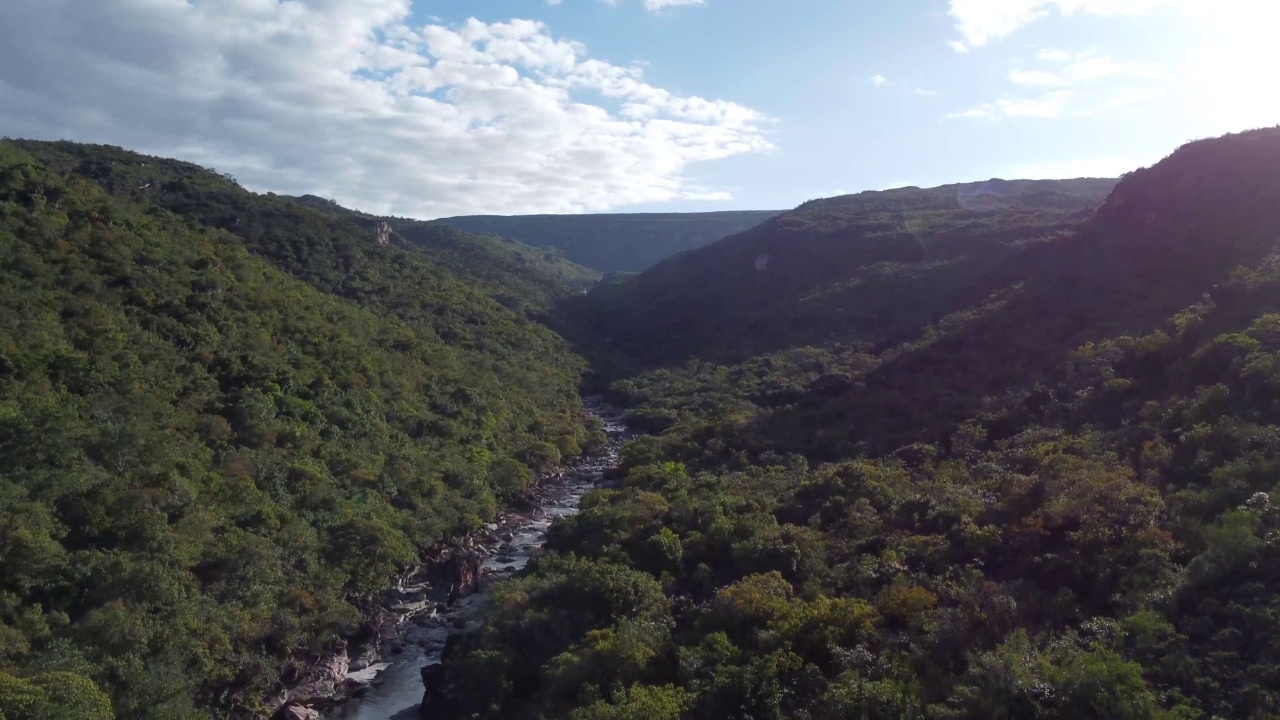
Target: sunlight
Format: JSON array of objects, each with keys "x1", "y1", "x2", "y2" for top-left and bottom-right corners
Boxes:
[{"x1": 1181, "y1": 2, "x2": 1280, "y2": 132}]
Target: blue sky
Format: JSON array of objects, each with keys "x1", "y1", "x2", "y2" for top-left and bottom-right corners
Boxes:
[
  {"x1": 1, "y1": 0, "x2": 1276, "y2": 217},
  {"x1": 478, "y1": 0, "x2": 1274, "y2": 211}
]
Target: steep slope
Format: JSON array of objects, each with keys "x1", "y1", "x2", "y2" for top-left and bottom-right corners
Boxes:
[
  {"x1": 294, "y1": 195, "x2": 602, "y2": 304},
  {"x1": 0, "y1": 141, "x2": 593, "y2": 718},
  {"x1": 439, "y1": 211, "x2": 780, "y2": 273},
  {"x1": 601, "y1": 128, "x2": 1280, "y2": 453},
  {"x1": 582, "y1": 178, "x2": 1116, "y2": 365},
  {"x1": 434, "y1": 127, "x2": 1280, "y2": 720}
]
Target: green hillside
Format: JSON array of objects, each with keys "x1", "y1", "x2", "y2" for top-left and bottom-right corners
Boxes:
[
  {"x1": 9, "y1": 125, "x2": 1280, "y2": 720},
  {"x1": 439, "y1": 211, "x2": 780, "y2": 273},
  {"x1": 294, "y1": 196, "x2": 603, "y2": 302},
  {"x1": 434, "y1": 128, "x2": 1280, "y2": 720},
  {"x1": 0, "y1": 141, "x2": 592, "y2": 718}
]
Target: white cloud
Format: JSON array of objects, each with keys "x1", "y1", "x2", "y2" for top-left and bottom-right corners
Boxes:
[
  {"x1": 643, "y1": 0, "x2": 705, "y2": 9},
  {"x1": 958, "y1": 50, "x2": 1162, "y2": 120},
  {"x1": 0, "y1": 1, "x2": 765, "y2": 217},
  {"x1": 1064, "y1": 53, "x2": 1161, "y2": 80},
  {"x1": 914, "y1": 88, "x2": 939, "y2": 96},
  {"x1": 1009, "y1": 69, "x2": 1064, "y2": 85},
  {"x1": 947, "y1": 90, "x2": 1075, "y2": 120},
  {"x1": 948, "y1": 0, "x2": 1170, "y2": 50},
  {"x1": 871, "y1": 74, "x2": 889, "y2": 86},
  {"x1": 998, "y1": 154, "x2": 1156, "y2": 179},
  {"x1": 1009, "y1": 51, "x2": 1160, "y2": 85}
]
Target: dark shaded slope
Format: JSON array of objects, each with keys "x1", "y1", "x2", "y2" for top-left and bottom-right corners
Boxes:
[
  {"x1": 798, "y1": 128, "x2": 1280, "y2": 453},
  {"x1": 439, "y1": 210, "x2": 780, "y2": 273},
  {"x1": 612, "y1": 127, "x2": 1280, "y2": 456},
  {"x1": 583, "y1": 178, "x2": 1116, "y2": 366}
]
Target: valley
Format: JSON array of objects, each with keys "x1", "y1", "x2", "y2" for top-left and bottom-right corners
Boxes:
[
  {"x1": 438, "y1": 211, "x2": 781, "y2": 275},
  {"x1": 5, "y1": 126, "x2": 1280, "y2": 720}
]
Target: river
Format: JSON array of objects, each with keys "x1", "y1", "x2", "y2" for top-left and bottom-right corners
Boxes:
[{"x1": 323, "y1": 398, "x2": 630, "y2": 720}]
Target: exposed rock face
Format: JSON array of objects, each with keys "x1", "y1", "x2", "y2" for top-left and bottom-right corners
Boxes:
[
  {"x1": 424, "y1": 547, "x2": 484, "y2": 601},
  {"x1": 276, "y1": 702, "x2": 321, "y2": 720},
  {"x1": 291, "y1": 642, "x2": 350, "y2": 700},
  {"x1": 316, "y1": 399, "x2": 629, "y2": 718},
  {"x1": 375, "y1": 221, "x2": 392, "y2": 246}
]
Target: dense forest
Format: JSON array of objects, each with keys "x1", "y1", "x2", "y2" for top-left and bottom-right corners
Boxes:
[
  {"x1": 426, "y1": 127, "x2": 1280, "y2": 720},
  {"x1": 0, "y1": 141, "x2": 594, "y2": 717},
  {"x1": 578, "y1": 178, "x2": 1117, "y2": 366},
  {"x1": 438, "y1": 211, "x2": 779, "y2": 274},
  {"x1": 6, "y1": 126, "x2": 1280, "y2": 720},
  {"x1": 292, "y1": 195, "x2": 603, "y2": 299}
]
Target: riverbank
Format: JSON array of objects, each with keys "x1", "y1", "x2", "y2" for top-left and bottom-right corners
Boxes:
[{"x1": 270, "y1": 399, "x2": 629, "y2": 720}]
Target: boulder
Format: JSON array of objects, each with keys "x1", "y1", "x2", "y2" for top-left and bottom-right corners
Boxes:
[
  {"x1": 276, "y1": 702, "x2": 320, "y2": 720},
  {"x1": 291, "y1": 642, "x2": 350, "y2": 699},
  {"x1": 424, "y1": 547, "x2": 484, "y2": 601}
]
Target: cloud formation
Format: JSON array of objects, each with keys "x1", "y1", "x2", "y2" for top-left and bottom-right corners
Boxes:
[
  {"x1": 950, "y1": 50, "x2": 1162, "y2": 120},
  {"x1": 642, "y1": 0, "x2": 705, "y2": 10},
  {"x1": 1010, "y1": 50, "x2": 1161, "y2": 86},
  {"x1": 0, "y1": 0, "x2": 767, "y2": 217},
  {"x1": 948, "y1": 0, "x2": 1167, "y2": 51},
  {"x1": 947, "y1": 91, "x2": 1076, "y2": 120}
]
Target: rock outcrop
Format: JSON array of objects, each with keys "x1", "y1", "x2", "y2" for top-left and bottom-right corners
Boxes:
[
  {"x1": 423, "y1": 547, "x2": 485, "y2": 601},
  {"x1": 290, "y1": 641, "x2": 350, "y2": 700},
  {"x1": 276, "y1": 702, "x2": 321, "y2": 720}
]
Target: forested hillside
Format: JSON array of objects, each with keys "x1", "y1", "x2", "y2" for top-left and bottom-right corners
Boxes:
[
  {"x1": 580, "y1": 178, "x2": 1116, "y2": 365},
  {"x1": 293, "y1": 195, "x2": 602, "y2": 300},
  {"x1": 439, "y1": 211, "x2": 780, "y2": 273},
  {"x1": 432, "y1": 128, "x2": 1280, "y2": 720},
  {"x1": 8, "y1": 125, "x2": 1280, "y2": 720},
  {"x1": 0, "y1": 141, "x2": 592, "y2": 717}
]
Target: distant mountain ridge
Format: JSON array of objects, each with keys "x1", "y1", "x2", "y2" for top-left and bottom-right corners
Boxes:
[
  {"x1": 439, "y1": 210, "x2": 781, "y2": 273},
  {"x1": 581, "y1": 177, "x2": 1117, "y2": 365},
  {"x1": 291, "y1": 194, "x2": 603, "y2": 302}
]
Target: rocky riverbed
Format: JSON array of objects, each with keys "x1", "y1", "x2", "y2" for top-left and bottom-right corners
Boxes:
[{"x1": 271, "y1": 398, "x2": 629, "y2": 720}]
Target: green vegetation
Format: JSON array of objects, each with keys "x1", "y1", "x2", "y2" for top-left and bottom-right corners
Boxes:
[
  {"x1": 9, "y1": 124, "x2": 1280, "y2": 720},
  {"x1": 437, "y1": 127, "x2": 1280, "y2": 719},
  {"x1": 439, "y1": 211, "x2": 780, "y2": 273},
  {"x1": 579, "y1": 178, "x2": 1116, "y2": 366},
  {"x1": 293, "y1": 195, "x2": 603, "y2": 301},
  {"x1": 0, "y1": 140, "x2": 593, "y2": 717}
]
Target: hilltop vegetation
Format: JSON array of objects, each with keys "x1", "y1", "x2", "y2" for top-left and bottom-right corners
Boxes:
[
  {"x1": 435, "y1": 128, "x2": 1280, "y2": 720},
  {"x1": 294, "y1": 195, "x2": 602, "y2": 300},
  {"x1": 0, "y1": 141, "x2": 592, "y2": 717},
  {"x1": 580, "y1": 178, "x2": 1116, "y2": 366},
  {"x1": 439, "y1": 211, "x2": 779, "y2": 273}
]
